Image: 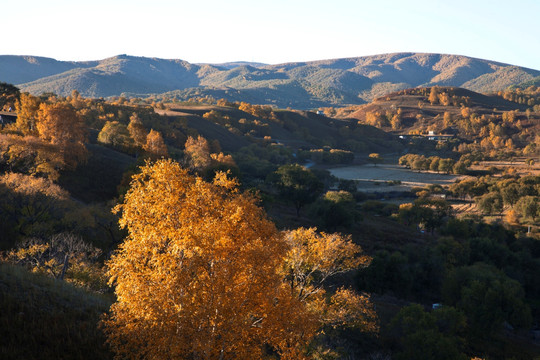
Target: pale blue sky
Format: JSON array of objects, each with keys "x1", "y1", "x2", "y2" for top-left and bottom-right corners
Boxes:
[{"x1": 4, "y1": 0, "x2": 539, "y2": 69}]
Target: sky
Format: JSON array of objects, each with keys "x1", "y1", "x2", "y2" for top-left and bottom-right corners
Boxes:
[{"x1": 4, "y1": 0, "x2": 540, "y2": 70}]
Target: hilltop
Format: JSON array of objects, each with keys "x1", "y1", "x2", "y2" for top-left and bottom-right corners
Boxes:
[
  {"x1": 338, "y1": 86, "x2": 538, "y2": 141},
  {"x1": 2, "y1": 53, "x2": 539, "y2": 108}
]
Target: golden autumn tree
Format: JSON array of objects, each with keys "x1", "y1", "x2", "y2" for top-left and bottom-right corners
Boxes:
[
  {"x1": 36, "y1": 102, "x2": 87, "y2": 170},
  {"x1": 143, "y1": 129, "x2": 168, "y2": 159},
  {"x1": 281, "y1": 228, "x2": 377, "y2": 332},
  {"x1": 103, "y1": 160, "x2": 318, "y2": 360},
  {"x1": 428, "y1": 86, "x2": 439, "y2": 105},
  {"x1": 0, "y1": 133, "x2": 65, "y2": 180},
  {"x1": 184, "y1": 135, "x2": 212, "y2": 170},
  {"x1": 127, "y1": 112, "x2": 147, "y2": 148},
  {"x1": 15, "y1": 93, "x2": 41, "y2": 135}
]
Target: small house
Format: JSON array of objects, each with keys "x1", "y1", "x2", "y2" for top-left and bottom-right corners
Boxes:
[{"x1": 0, "y1": 111, "x2": 17, "y2": 126}]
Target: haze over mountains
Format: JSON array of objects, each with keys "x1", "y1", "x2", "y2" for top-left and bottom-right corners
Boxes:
[{"x1": 2, "y1": 53, "x2": 539, "y2": 108}]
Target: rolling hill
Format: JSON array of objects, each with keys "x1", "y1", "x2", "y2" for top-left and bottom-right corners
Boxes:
[
  {"x1": 339, "y1": 86, "x2": 539, "y2": 146},
  {"x1": 3, "y1": 53, "x2": 539, "y2": 108}
]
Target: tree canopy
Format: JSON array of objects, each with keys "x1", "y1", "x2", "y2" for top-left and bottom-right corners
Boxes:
[
  {"x1": 269, "y1": 164, "x2": 324, "y2": 216},
  {"x1": 104, "y1": 160, "x2": 317, "y2": 359},
  {"x1": 103, "y1": 160, "x2": 375, "y2": 359}
]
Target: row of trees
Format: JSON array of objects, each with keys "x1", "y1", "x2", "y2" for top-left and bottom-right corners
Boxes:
[
  {"x1": 498, "y1": 86, "x2": 540, "y2": 107},
  {"x1": 97, "y1": 114, "x2": 168, "y2": 158},
  {"x1": 398, "y1": 153, "x2": 468, "y2": 174}
]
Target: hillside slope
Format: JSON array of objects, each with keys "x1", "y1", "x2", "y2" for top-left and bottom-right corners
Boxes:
[
  {"x1": 0, "y1": 264, "x2": 112, "y2": 360},
  {"x1": 3, "y1": 53, "x2": 539, "y2": 108},
  {"x1": 341, "y1": 86, "x2": 538, "y2": 146}
]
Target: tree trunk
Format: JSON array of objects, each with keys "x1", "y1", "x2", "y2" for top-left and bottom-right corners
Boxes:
[{"x1": 59, "y1": 254, "x2": 69, "y2": 280}]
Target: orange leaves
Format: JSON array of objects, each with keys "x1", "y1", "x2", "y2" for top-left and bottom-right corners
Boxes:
[
  {"x1": 281, "y1": 228, "x2": 377, "y2": 336},
  {"x1": 15, "y1": 93, "x2": 40, "y2": 135},
  {"x1": 105, "y1": 159, "x2": 310, "y2": 359},
  {"x1": 282, "y1": 227, "x2": 369, "y2": 294},
  {"x1": 325, "y1": 289, "x2": 378, "y2": 333},
  {"x1": 37, "y1": 102, "x2": 85, "y2": 146},
  {"x1": 184, "y1": 135, "x2": 211, "y2": 170},
  {"x1": 35, "y1": 102, "x2": 87, "y2": 170},
  {"x1": 143, "y1": 129, "x2": 168, "y2": 159},
  {"x1": 105, "y1": 160, "x2": 377, "y2": 359},
  {"x1": 127, "y1": 113, "x2": 147, "y2": 148}
]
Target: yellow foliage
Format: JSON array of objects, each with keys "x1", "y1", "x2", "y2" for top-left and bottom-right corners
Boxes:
[
  {"x1": 0, "y1": 134, "x2": 67, "y2": 180},
  {"x1": 210, "y1": 152, "x2": 236, "y2": 167},
  {"x1": 324, "y1": 288, "x2": 378, "y2": 332},
  {"x1": 0, "y1": 171, "x2": 69, "y2": 199},
  {"x1": 399, "y1": 203, "x2": 413, "y2": 211},
  {"x1": 104, "y1": 160, "x2": 319, "y2": 359},
  {"x1": 281, "y1": 228, "x2": 376, "y2": 334},
  {"x1": 37, "y1": 102, "x2": 86, "y2": 146},
  {"x1": 505, "y1": 209, "x2": 520, "y2": 225},
  {"x1": 36, "y1": 102, "x2": 87, "y2": 170},
  {"x1": 184, "y1": 135, "x2": 211, "y2": 170},
  {"x1": 15, "y1": 93, "x2": 41, "y2": 135},
  {"x1": 428, "y1": 87, "x2": 439, "y2": 105},
  {"x1": 127, "y1": 113, "x2": 147, "y2": 148},
  {"x1": 143, "y1": 129, "x2": 168, "y2": 158},
  {"x1": 6, "y1": 233, "x2": 102, "y2": 287}
]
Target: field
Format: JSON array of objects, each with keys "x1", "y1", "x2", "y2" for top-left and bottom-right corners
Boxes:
[
  {"x1": 328, "y1": 164, "x2": 461, "y2": 192},
  {"x1": 472, "y1": 160, "x2": 540, "y2": 177}
]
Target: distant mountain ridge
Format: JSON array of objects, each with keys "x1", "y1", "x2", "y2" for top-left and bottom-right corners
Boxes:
[{"x1": 2, "y1": 53, "x2": 539, "y2": 108}]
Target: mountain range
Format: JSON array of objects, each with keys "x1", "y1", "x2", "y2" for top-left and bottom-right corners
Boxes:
[{"x1": 1, "y1": 53, "x2": 539, "y2": 109}]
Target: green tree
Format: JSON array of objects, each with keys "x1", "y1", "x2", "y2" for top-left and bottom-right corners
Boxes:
[
  {"x1": 429, "y1": 156, "x2": 441, "y2": 172},
  {"x1": 388, "y1": 304, "x2": 467, "y2": 360},
  {"x1": 97, "y1": 121, "x2": 131, "y2": 149},
  {"x1": 476, "y1": 192, "x2": 503, "y2": 216},
  {"x1": 412, "y1": 155, "x2": 429, "y2": 171},
  {"x1": 310, "y1": 191, "x2": 357, "y2": 231},
  {"x1": 438, "y1": 158, "x2": 455, "y2": 174},
  {"x1": 516, "y1": 196, "x2": 539, "y2": 221},
  {"x1": 269, "y1": 164, "x2": 324, "y2": 216},
  {"x1": 442, "y1": 263, "x2": 532, "y2": 336},
  {"x1": 452, "y1": 161, "x2": 468, "y2": 175},
  {"x1": 501, "y1": 183, "x2": 520, "y2": 207}
]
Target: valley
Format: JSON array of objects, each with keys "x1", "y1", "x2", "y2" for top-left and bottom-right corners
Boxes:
[{"x1": 0, "y1": 57, "x2": 539, "y2": 359}]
